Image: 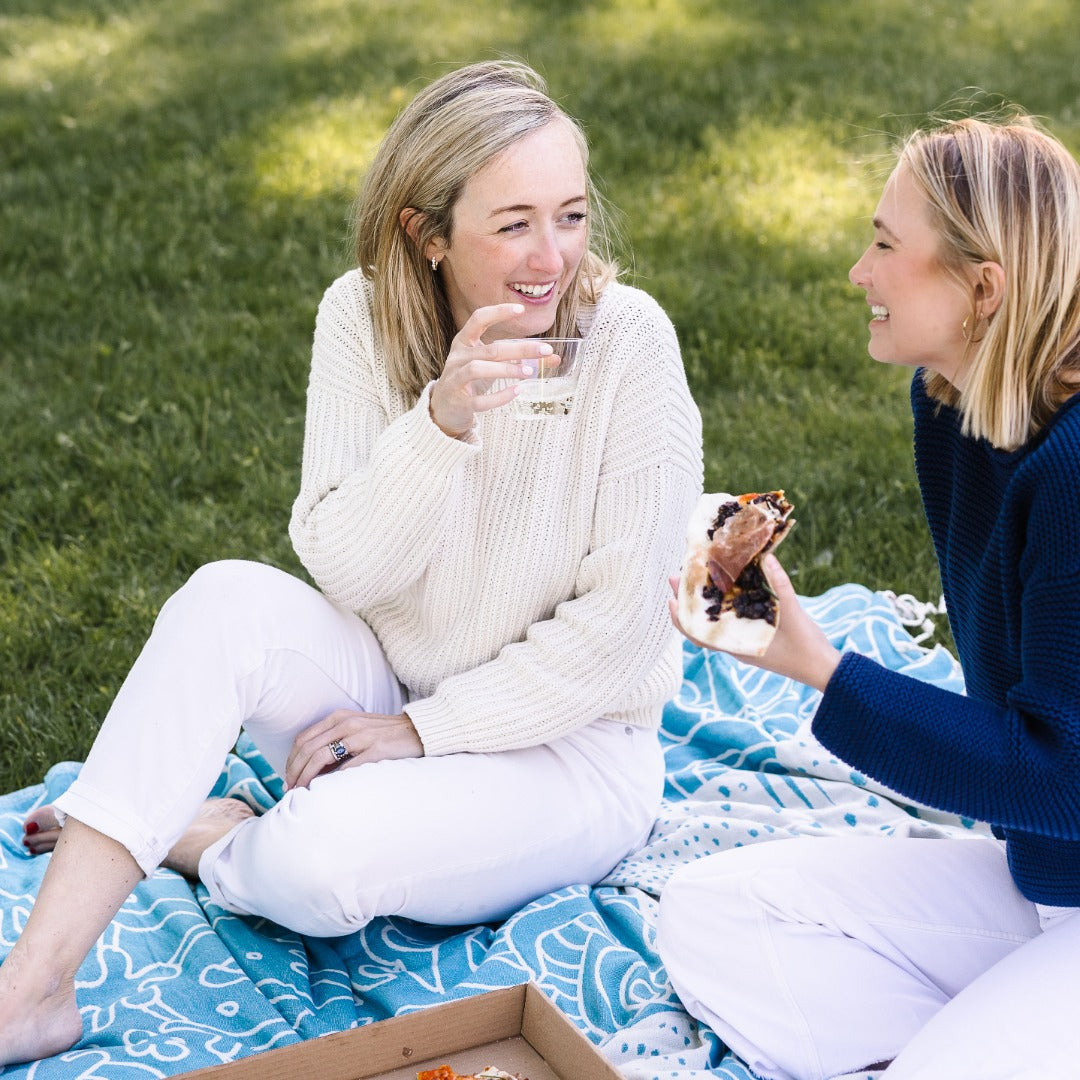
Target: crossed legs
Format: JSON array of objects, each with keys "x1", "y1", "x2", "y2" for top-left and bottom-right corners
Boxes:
[
  {"x1": 0, "y1": 559, "x2": 403, "y2": 1066},
  {"x1": 657, "y1": 835, "x2": 1066, "y2": 1080},
  {"x1": 1, "y1": 560, "x2": 662, "y2": 1065}
]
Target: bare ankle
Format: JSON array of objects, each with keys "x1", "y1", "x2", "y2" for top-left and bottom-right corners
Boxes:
[
  {"x1": 163, "y1": 798, "x2": 255, "y2": 880},
  {"x1": 0, "y1": 946, "x2": 83, "y2": 1065}
]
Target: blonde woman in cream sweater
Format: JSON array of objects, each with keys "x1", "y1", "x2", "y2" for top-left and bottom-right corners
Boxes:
[{"x1": 1, "y1": 61, "x2": 702, "y2": 1066}]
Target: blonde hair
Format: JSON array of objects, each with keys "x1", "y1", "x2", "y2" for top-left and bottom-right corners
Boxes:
[
  {"x1": 899, "y1": 113, "x2": 1080, "y2": 449},
  {"x1": 352, "y1": 60, "x2": 619, "y2": 403}
]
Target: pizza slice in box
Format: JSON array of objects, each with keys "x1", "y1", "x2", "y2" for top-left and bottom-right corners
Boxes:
[{"x1": 417, "y1": 1066, "x2": 526, "y2": 1080}]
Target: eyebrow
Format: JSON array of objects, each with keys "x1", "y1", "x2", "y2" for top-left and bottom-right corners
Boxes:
[
  {"x1": 489, "y1": 195, "x2": 587, "y2": 218},
  {"x1": 872, "y1": 216, "x2": 899, "y2": 240}
]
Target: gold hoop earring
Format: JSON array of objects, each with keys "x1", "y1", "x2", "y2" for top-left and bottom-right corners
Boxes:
[
  {"x1": 430, "y1": 257, "x2": 438, "y2": 272},
  {"x1": 961, "y1": 313, "x2": 988, "y2": 343}
]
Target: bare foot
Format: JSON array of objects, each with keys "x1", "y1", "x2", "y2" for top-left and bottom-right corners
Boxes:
[
  {"x1": 23, "y1": 805, "x2": 62, "y2": 856},
  {"x1": 0, "y1": 944, "x2": 83, "y2": 1065},
  {"x1": 162, "y1": 798, "x2": 255, "y2": 879}
]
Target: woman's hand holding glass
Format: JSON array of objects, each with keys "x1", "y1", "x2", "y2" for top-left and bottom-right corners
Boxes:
[{"x1": 428, "y1": 303, "x2": 554, "y2": 437}]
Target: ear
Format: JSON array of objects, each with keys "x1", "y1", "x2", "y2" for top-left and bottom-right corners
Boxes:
[
  {"x1": 973, "y1": 260, "x2": 1006, "y2": 319},
  {"x1": 398, "y1": 208, "x2": 448, "y2": 263}
]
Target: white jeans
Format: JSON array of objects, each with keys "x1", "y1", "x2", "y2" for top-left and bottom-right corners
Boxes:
[
  {"x1": 658, "y1": 835, "x2": 1080, "y2": 1080},
  {"x1": 55, "y1": 560, "x2": 664, "y2": 936}
]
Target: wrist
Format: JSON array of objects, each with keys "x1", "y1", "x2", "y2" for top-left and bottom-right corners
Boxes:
[
  {"x1": 427, "y1": 398, "x2": 475, "y2": 440},
  {"x1": 809, "y1": 645, "x2": 843, "y2": 694}
]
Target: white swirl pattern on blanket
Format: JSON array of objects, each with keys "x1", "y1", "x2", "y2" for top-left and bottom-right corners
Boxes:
[{"x1": 0, "y1": 585, "x2": 977, "y2": 1080}]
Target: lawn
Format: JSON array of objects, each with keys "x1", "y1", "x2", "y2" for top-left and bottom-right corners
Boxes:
[{"x1": 3, "y1": 0, "x2": 1079, "y2": 792}]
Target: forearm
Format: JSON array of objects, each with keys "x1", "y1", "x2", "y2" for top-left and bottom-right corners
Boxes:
[
  {"x1": 814, "y1": 651, "x2": 1080, "y2": 839},
  {"x1": 289, "y1": 382, "x2": 478, "y2": 608}
]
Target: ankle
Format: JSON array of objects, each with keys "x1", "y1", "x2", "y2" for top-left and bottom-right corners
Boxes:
[
  {"x1": 0, "y1": 958, "x2": 82, "y2": 1066},
  {"x1": 0, "y1": 936, "x2": 78, "y2": 1001},
  {"x1": 163, "y1": 798, "x2": 255, "y2": 880}
]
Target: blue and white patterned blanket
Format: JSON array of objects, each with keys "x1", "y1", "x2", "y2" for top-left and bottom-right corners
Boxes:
[{"x1": 0, "y1": 584, "x2": 983, "y2": 1079}]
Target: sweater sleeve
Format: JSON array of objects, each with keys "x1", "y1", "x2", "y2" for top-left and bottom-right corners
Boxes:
[
  {"x1": 813, "y1": 567, "x2": 1080, "y2": 841},
  {"x1": 814, "y1": 383, "x2": 1080, "y2": 844},
  {"x1": 404, "y1": 293, "x2": 704, "y2": 755},
  {"x1": 288, "y1": 274, "x2": 479, "y2": 609}
]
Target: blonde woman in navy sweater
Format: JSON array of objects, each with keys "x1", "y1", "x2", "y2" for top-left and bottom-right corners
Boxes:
[{"x1": 661, "y1": 114, "x2": 1080, "y2": 1079}]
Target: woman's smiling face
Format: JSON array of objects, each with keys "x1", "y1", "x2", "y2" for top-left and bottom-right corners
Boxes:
[
  {"x1": 849, "y1": 163, "x2": 977, "y2": 387},
  {"x1": 429, "y1": 119, "x2": 589, "y2": 340}
]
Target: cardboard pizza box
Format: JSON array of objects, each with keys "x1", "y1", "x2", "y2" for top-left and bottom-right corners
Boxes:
[{"x1": 177, "y1": 982, "x2": 623, "y2": 1080}]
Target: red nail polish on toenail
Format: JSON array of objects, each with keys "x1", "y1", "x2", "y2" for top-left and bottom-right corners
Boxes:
[{"x1": 24, "y1": 822, "x2": 39, "y2": 835}]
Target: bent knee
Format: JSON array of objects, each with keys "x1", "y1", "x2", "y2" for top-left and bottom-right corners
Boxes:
[
  {"x1": 171, "y1": 560, "x2": 283, "y2": 613},
  {"x1": 661, "y1": 850, "x2": 761, "y2": 919},
  {"x1": 155, "y1": 560, "x2": 301, "y2": 638},
  {"x1": 206, "y1": 811, "x2": 384, "y2": 937},
  {"x1": 267, "y1": 849, "x2": 374, "y2": 935},
  {"x1": 659, "y1": 850, "x2": 810, "y2": 955}
]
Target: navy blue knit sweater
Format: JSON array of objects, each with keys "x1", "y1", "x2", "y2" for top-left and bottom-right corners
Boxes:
[{"x1": 813, "y1": 372, "x2": 1080, "y2": 905}]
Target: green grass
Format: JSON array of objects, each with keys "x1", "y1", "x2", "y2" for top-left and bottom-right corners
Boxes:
[{"x1": 3, "y1": 0, "x2": 1080, "y2": 791}]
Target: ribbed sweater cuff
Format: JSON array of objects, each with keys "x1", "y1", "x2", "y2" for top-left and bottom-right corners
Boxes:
[
  {"x1": 811, "y1": 651, "x2": 886, "y2": 765},
  {"x1": 409, "y1": 382, "x2": 481, "y2": 460},
  {"x1": 403, "y1": 694, "x2": 460, "y2": 757}
]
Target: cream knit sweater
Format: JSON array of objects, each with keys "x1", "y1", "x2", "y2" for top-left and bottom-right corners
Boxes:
[{"x1": 289, "y1": 270, "x2": 703, "y2": 756}]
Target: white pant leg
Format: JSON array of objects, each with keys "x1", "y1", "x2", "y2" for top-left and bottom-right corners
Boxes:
[
  {"x1": 657, "y1": 836, "x2": 1041, "y2": 1080},
  {"x1": 54, "y1": 560, "x2": 404, "y2": 873},
  {"x1": 884, "y1": 907, "x2": 1080, "y2": 1080},
  {"x1": 200, "y1": 717, "x2": 664, "y2": 937}
]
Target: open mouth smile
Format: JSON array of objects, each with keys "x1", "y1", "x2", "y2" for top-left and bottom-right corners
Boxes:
[{"x1": 511, "y1": 281, "x2": 557, "y2": 300}]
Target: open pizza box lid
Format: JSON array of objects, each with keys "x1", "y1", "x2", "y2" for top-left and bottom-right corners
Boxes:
[{"x1": 177, "y1": 982, "x2": 623, "y2": 1080}]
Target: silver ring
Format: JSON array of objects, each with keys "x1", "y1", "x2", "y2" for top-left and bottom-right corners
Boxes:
[{"x1": 328, "y1": 739, "x2": 350, "y2": 763}]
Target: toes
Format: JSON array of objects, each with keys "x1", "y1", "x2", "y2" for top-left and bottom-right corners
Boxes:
[
  {"x1": 19, "y1": 799, "x2": 256, "y2": 862},
  {"x1": 204, "y1": 797, "x2": 256, "y2": 824},
  {"x1": 23, "y1": 805, "x2": 62, "y2": 855},
  {"x1": 24, "y1": 805, "x2": 60, "y2": 834}
]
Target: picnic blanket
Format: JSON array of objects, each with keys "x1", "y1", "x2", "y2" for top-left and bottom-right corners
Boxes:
[{"x1": 0, "y1": 583, "x2": 986, "y2": 1080}]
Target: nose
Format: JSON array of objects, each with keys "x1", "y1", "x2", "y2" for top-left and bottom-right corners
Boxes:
[
  {"x1": 849, "y1": 245, "x2": 871, "y2": 288},
  {"x1": 529, "y1": 226, "x2": 564, "y2": 274}
]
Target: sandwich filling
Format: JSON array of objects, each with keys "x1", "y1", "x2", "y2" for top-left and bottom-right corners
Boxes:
[{"x1": 701, "y1": 492, "x2": 794, "y2": 625}]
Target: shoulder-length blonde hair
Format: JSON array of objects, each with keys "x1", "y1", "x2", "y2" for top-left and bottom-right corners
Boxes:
[
  {"x1": 351, "y1": 60, "x2": 619, "y2": 403},
  {"x1": 900, "y1": 114, "x2": 1080, "y2": 449}
]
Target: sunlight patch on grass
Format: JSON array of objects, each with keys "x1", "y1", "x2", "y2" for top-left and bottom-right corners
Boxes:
[
  {"x1": 955, "y1": 0, "x2": 1079, "y2": 46},
  {"x1": 0, "y1": 13, "x2": 143, "y2": 94},
  {"x1": 0, "y1": 9, "x2": 198, "y2": 115},
  {"x1": 576, "y1": 0, "x2": 750, "y2": 51},
  {"x1": 239, "y1": 95, "x2": 393, "y2": 200},
  {"x1": 654, "y1": 120, "x2": 878, "y2": 256},
  {"x1": 265, "y1": 0, "x2": 522, "y2": 64}
]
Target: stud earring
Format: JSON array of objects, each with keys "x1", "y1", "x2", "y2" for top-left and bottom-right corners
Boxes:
[{"x1": 430, "y1": 256, "x2": 438, "y2": 272}]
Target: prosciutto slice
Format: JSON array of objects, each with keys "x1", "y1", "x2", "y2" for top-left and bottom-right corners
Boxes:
[{"x1": 705, "y1": 503, "x2": 776, "y2": 595}]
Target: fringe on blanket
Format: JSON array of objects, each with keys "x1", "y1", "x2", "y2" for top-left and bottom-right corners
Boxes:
[{"x1": 882, "y1": 590, "x2": 948, "y2": 644}]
